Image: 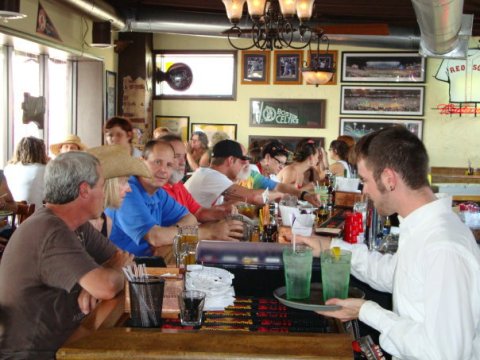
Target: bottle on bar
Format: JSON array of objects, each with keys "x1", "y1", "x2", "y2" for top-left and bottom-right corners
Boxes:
[
  {"x1": 262, "y1": 202, "x2": 278, "y2": 242},
  {"x1": 327, "y1": 173, "x2": 336, "y2": 211}
]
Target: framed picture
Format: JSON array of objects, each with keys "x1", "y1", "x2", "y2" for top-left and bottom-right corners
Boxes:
[
  {"x1": 273, "y1": 50, "x2": 303, "y2": 84},
  {"x1": 341, "y1": 52, "x2": 426, "y2": 83},
  {"x1": 307, "y1": 50, "x2": 338, "y2": 85},
  {"x1": 339, "y1": 118, "x2": 423, "y2": 141},
  {"x1": 241, "y1": 50, "x2": 270, "y2": 84},
  {"x1": 154, "y1": 115, "x2": 190, "y2": 141},
  {"x1": 250, "y1": 98, "x2": 326, "y2": 128},
  {"x1": 191, "y1": 123, "x2": 237, "y2": 146},
  {"x1": 105, "y1": 71, "x2": 117, "y2": 120},
  {"x1": 249, "y1": 136, "x2": 325, "y2": 154},
  {"x1": 340, "y1": 86, "x2": 424, "y2": 116}
]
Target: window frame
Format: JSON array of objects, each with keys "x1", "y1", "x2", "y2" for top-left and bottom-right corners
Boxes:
[{"x1": 153, "y1": 50, "x2": 237, "y2": 100}]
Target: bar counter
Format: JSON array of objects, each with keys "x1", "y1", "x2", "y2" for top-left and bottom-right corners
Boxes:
[{"x1": 57, "y1": 288, "x2": 354, "y2": 359}]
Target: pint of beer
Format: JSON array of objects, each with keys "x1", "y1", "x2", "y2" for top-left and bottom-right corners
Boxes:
[{"x1": 174, "y1": 226, "x2": 199, "y2": 268}]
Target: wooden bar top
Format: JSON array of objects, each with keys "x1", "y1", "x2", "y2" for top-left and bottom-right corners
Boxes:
[
  {"x1": 57, "y1": 268, "x2": 354, "y2": 360},
  {"x1": 58, "y1": 327, "x2": 353, "y2": 359}
]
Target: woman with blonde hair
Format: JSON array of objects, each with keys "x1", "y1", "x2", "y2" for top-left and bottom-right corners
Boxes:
[
  {"x1": 87, "y1": 145, "x2": 151, "y2": 237},
  {"x1": 4, "y1": 137, "x2": 48, "y2": 210}
]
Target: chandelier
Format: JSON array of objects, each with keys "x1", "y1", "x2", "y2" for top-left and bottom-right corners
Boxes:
[
  {"x1": 222, "y1": 0, "x2": 316, "y2": 51},
  {"x1": 301, "y1": 30, "x2": 335, "y2": 85}
]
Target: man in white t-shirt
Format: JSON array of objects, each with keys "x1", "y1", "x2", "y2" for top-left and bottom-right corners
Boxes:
[{"x1": 185, "y1": 140, "x2": 281, "y2": 208}]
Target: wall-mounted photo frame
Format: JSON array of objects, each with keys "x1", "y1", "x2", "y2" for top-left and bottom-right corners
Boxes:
[
  {"x1": 341, "y1": 52, "x2": 426, "y2": 83},
  {"x1": 105, "y1": 71, "x2": 117, "y2": 120},
  {"x1": 273, "y1": 50, "x2": 303, "y2": 85},
  {"x1": 191, "y1": 123, "x2": 237, "y2": 146},
  {"x1": 154, "y1": 115, "x2": 190, "y2": 141},
  {"x1": 250, "y1": 98, "x2": 326, "y2": 128},
  {"x1": 249, "y1": 136, "x2": 325, "y2": 155},
  {"x1": 241, "y1": 50, "x2": 270, "y2": 85},
  {"x1": 307, "y1": 50, "x2": 338, "y2": 85},
  {"x1": 340, "y1": 86, "x2": 424, "y2": 116},
  {"x1": 339, "y1": 117, "x2": 423, "y2": 141}
]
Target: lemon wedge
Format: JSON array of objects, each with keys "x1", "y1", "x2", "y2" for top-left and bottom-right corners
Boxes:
[{"x1": 332, "y1": 246, "x2": 341, "y2": 260}]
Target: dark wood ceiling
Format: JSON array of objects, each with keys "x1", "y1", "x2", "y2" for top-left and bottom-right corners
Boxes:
[{"x1": 106, "y1": 0, "x2": 480, "y2": 36}]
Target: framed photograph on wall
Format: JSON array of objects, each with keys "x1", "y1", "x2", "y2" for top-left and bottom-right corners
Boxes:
[
  {"x1": 154, "y1": 115, "x2": 190, "y2": 141},
  {"x1": 273, "y1": 50, "x2": 303, "y2": 84},
  {"x1": 249, "y1": 135, "x2": 325, "y2": 154},
  {"x1": 339, "y1": 117, "x2": 423, "y2": 141},
  {"x1": 307, "y1": 50, "x2": 338, "y2": 85},
  {"x1": 341, "y1": 52, "x2": 426, "y2": 83},
  {"x1": 191, "y1": 123, "x2": 237, "y2": 146},
  {"x1": 241, "y1": 50, "x2": 270, "y2": 84},
  {"x1": 340, "y1": 86, "x2": 425, "y2": 116},
  {"x1": 105, "y1": 71, "x2": 117, "y2": 120}
]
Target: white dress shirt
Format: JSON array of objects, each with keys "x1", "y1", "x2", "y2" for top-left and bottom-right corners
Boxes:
[{"x1": 333, "y1": 197, "x2": 480, "y2": 359}]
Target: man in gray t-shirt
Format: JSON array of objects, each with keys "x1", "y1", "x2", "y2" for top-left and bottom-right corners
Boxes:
[{"x1": 0, "y1": 152, "x2": 133, "y2": 360}]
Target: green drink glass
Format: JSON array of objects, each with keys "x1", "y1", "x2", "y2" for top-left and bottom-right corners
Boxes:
[
  {"x1": 320, "y1": 248, "x2": 352, "y2": 302},
  {"x1": 282, "y1": 245, "x2": 313, "y2": 300}
]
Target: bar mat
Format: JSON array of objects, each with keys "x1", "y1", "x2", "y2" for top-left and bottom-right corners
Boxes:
[
  {"x1": 160, "y1": 296, "x2": 336, "y2": 333},
  {"x1": 317, "y1": 209, "x2": 347, "y2": 229}
]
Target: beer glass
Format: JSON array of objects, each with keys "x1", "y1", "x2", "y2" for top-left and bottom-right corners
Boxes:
[{"x1": 173, "y1": 225, "x2": 199, "y2": 268}]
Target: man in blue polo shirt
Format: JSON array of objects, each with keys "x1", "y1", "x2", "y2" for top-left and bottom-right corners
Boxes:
[{"x1": 106, "y1": 140, "x2": 197, "y2": 256}]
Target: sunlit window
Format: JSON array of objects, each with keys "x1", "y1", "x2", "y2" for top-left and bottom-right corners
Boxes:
[
  {"x1": 48, "y1": 58, "x2": 71, "y2": 148},
  {"x1": 154, "y1": 51, "x2": 236, "y2": 99},
  {"x1": 0, "y1": 46, "x2": 6, "y2": 166},
  {"x1": 11, "y1": 51, "x2": 41, "y2": 148}
]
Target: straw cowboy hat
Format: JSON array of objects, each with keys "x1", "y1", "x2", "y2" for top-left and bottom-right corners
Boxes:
[
  {"x1": 50, "y1": 134, "x2": 87, "y2": 155},
  {"x1": 87, "y1": 145, "x2": 151, "y2": 180}
]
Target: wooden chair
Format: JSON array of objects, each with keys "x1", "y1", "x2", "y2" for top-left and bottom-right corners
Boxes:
[{"x1": 10, "y1": 201, "x2": 36, "y2": 227}]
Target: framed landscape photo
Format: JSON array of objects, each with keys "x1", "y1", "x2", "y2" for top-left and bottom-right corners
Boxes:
[
  {"x1": 191, "y1": 123, "x2": 237, "y2": 146},
  {"x1": 307, "y1": 50, "x2": 338, "y2": 85},
  {"x1": 241, "y1": 50, "x2": 270, "y2": 84},
  {"x1": 341, "y1": 52, "x2": 426, "y2": 83},
  {"x1": 250, "y1": 98, "x2": 326, "y2": 128},
  {"x1": 340, "y1": 86, "x2": 425, "y2": 116},
  {"x1": 273, "y1": 50, "x2": 303, "y2": 84},
  {"x1": 340, "y1": 118, "x2": 423, "y2": 141},
  {"x1": 249, "y1": 136, "x2": 325, "y2": 154},
  {"x1": 154, "y1": 115, "x2": 190, "y2": 141}
]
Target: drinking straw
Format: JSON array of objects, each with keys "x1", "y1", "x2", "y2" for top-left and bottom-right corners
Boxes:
[{"x1": 291, "y1": 214, "x2": 296, "y2": 252}]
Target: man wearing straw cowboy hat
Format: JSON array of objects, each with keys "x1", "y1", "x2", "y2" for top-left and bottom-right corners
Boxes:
[
  {"x1": 49, "y1": 134, "x2": 87, "y2": 155},
  {"x1": 0, "y1": 151, "x2": 135, "y2": 359}
]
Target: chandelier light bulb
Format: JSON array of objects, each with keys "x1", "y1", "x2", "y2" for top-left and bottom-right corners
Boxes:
[
  {"x1": 246, "y1": 0, "x2": 267, "y2": 18},
  {"x1": 223, "y1": 0, "x2": 246, "y2": 24},
  {"x1": 296, "y1": 0, "x2": 314, "y2": 22},
  {"x1": 278, "y1": 0, "x2": 296, "y2": 18}
]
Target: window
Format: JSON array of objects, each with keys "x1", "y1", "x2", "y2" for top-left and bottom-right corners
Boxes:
[
  {"x1": 153, "y1": 51, "x2": 237, "y2": 100},
  {"x1": 11, "y1": 51, "x2": 41, "y2": 147},
  {"x1": 47, "y1": 58, "x2": 72, "y2": 148}
]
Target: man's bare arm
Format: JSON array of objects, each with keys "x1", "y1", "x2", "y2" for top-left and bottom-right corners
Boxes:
[
  {"x1": 79, "y1": 250, "x2": 134, "y2": 300},
  {"x1": 144, "y1": 213, "x2": 198, "y2": 247}
]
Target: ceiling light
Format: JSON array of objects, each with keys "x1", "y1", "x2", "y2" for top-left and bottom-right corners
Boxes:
[
  {"x1": 222, "y1": 0, "x2": 316, "y2": 51},
  {"x1": 0, "y1": 0, "x2": 27, "y2": 20},
  {"x1": 302, "y1": 31, "x2": 335, "y2": 86}
]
